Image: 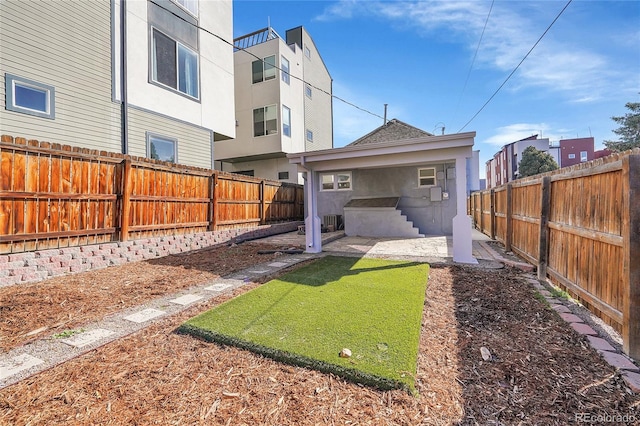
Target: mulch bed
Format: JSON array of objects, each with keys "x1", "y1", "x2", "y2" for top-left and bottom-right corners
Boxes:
[
  {"x1": 0, "y1": 242, "x2": 295, "y2": 352},
  {"x1": 1, "y1": 245, "x2": 639, "y2": 424}
]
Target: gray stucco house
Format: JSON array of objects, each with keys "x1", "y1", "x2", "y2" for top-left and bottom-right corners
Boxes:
[{"x1": 287, "y1": 119, "x2": 477, "y2": 263}]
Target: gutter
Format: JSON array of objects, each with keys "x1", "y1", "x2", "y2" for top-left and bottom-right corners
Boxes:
[{"x1": 120, "y1": 0, "x2": 129, "y2": 154}]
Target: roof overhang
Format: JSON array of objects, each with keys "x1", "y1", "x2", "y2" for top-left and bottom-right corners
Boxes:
[{"x1": 287, "y1": 131, "x2": 476, "y2": 171}]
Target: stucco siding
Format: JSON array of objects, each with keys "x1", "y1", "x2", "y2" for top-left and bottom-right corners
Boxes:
[
  {"x1": 298, "y1": 29, "x2": 332, "y2": 152},
  {"x1": 0, "y1": 0, "x2": 121, "y2": 151},
  {"x1": 127, "y1": 107, "x2": 212, "y2": 169},
  {"x1": 316, "y1": 164, "x2": 457, "y2": 235}
]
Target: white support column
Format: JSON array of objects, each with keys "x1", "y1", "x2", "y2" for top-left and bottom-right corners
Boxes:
[
  {"x1": 304, "y1": 169, "x2": 322, "y2": 253},
  {"x1": 452, "y1": 155, "x2": 477, "y2": 263}
]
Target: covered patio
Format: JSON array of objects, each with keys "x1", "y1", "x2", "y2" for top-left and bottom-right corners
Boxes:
[{"x1": 287, "y1": 128, "x2": 478, "y2": 263}]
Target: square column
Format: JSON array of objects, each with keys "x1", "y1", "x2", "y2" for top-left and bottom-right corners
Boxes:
[
  {"x1": 453, "y1": 156, "x2": 477, "y2": 263},
  {"x1": 304, "y1": 169, "x2": 322, "y2": 253}
]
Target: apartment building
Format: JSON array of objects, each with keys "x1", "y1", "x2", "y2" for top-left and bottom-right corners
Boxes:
[
  {"x1": 485, "y1": 135, "x2": 552, "y2": 188},
  {"x1": 215, "y1": 26, "x2": 333, "y2": 183},
  {"x1": 559, "y1": 137, "x2": 595, "y2": 167},
  {"x1": 1, "y1": 0, "x2": 235, "y2": 169}
]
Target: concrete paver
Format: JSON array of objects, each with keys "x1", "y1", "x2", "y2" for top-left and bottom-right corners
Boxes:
[
  {"x1": 622, "y1": 371, "x2": 640, "y2": 393},
  {"x1": 559, "y1": 312, "x2": 584, "y2": 323},
  {"x1": 570, "y1": 322, "x2": 598, "y2": 336},
  {"x1": 124, "y1": 308, "x2": 166, "y2": 324},
  {"x1": 170, "y1": 294, "x2": 203, "y2": 306},
  {"x1": 551, "y1": 304, "x2": 571, "y2": 313},
  {"x1": 0, "y1": 354, "x2": 44, "y2": 380},
  {"x1": 586, "y1": 336, "x2": 616, "y2": 352},
  {"x1": 62, "y1": 329, "x2": 115, "y2": 348},
  {"x1": 599, "y1": 351, "x2": 639, "y2": 371}
]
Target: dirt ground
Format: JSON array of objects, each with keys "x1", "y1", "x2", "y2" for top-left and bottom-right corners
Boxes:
[{"x1": 1, "y1": 242, "x2": 639, "y2": 425}]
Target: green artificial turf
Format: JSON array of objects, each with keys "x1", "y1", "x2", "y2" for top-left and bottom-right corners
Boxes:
[{"x1": 179, "y1": 256, "x2": 429, "y2": 392}]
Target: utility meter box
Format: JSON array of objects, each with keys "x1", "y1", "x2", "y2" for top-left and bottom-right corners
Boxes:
[{"x1": 430, "y1": 186, "x2": 442, "y2": 201}]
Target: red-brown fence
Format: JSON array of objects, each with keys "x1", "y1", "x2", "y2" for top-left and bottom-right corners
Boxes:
[
  {"x1": 0, "y1": 135, "x2": 304, "y2": 253},
  {"x1": 469, "y1": 149, "x2": 640, "y2": 361}
]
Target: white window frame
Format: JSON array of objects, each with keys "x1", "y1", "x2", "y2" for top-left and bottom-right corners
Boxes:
[
  {"x1": 172, "y1": 0, "x2": 198, "y2": 16},
  {"x1": 282, "y1": 105, "x2": 291, "y2": 137},
  {"x1": 568, "y1": 153, "x2": 576, "y2": 159},
  {"x1": 253, "y1": 104, "x2": 278, "y2": 137},
  {"x1": 580, "y1": 151, "x2": 588, "y2": 162},
  {"x1": 304, "y1": 44, "x2": 311, "y2": 58},
  {"x1": 281, "y1": 56, "x2": 290, "y2": 85},
  {"x1": 5, "y1": 74, "x2": 55, "y2": 119},
  {"x1": 252, "y1": 55, "x2": 276, "y2": 84},
  {"x1": 320, "y1": 172, "x2": 352, "y2": 191},
  {"x1": 418, "y1": 167, "x2": 436, "y2": 187},
  {"x1": 305, "y1": 84, "x2": 312, "y2": 99},
  {"x1": 151, "y1": 27, "x2": 200, "y2": 100},
  {"x1": 146, "y1": 132, "x2": 177, "y2": 163},
  {"x1": 306, "y1": 129, "x2": 314, "y2": 142}
]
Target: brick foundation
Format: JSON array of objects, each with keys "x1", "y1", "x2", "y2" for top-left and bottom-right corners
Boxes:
[{"x1": 0, "y1": 222, "x2": 301, "y2": 287}]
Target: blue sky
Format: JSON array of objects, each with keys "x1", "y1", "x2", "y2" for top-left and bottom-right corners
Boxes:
[{"x1": 233, "y1": 0, "x2": 640, "y2": 171}]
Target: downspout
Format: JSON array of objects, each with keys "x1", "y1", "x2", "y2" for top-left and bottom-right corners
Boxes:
[{"x1": 120, "y1": 0, "x2": 129, "y2": 154}]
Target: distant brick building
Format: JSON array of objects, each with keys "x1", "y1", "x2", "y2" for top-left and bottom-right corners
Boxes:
[{"x1": 560, "y1": 137, "x2": 594, "y2": 167}]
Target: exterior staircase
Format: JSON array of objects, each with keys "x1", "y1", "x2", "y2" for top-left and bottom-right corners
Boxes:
[{"x1": 343, "y1": 197, "x2": 424, "y2": 238}]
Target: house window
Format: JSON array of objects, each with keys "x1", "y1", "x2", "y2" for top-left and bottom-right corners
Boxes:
[
  {"x1": 278, "y1": 171, "x2": 289, "y2": 180},
  {"x1": 236, "y1": 170, "x2": 254, "y2": 177},
  {"x1": 320, "y1": 172, "x2": 351, "y2": 191},
  {"x1": 282, "y1": 105, "x2": 291, "y2": 137},
  {"x1": 252, "y1": 55, "x2": 276, "y2": 84},
  {"x1": 151, "y1": 28, "x2": 199, "y2": 99},
  {"x1": 418, "y1": 167, "x2": 436, "y2": 187},
  {"x1": 580, "y1": 151, "x2": 588, "y2": 162},
  {"x1": 568, "y1": 153, "x2": 576, "y2": 159},
  {"x1": 306, "y1": 129, "x2": 313, "y2": 142},
  {"x1": 305, "y1": 84, "x2": 312, "y2": 99},
  {"x1": 172, "y1": 0, "x2": 198, "y2": 16},
  {"x1": 304, "y1": 45, "x2": 311, "y2": 58},
  {"x1": 5, "y1": 74, "x2": 55, "y2": 119},
  {"x1": 281, "y1": 56, "x2": 290, "y2": 85},
  {"x1": 253, "y1": 105, "x2": 277, "y2": 137},
  {"x1": 147, "y1": 133, "x2": 177, "y2": 163}
]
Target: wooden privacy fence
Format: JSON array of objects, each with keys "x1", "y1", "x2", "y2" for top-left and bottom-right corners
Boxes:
[
  {"x1": 469, "y1": 148, "x2": 640, "y2": 360},
  {"x1": 0, "y1": 135, "x2": 304, "y2": 254}
]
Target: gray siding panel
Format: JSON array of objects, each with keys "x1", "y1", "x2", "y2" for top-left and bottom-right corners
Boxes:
[
  {"x1": 0, "y1": 0, "x2": 121, "y2": 152},
  {"x1": 127, "y1": 107, "x2": 212, "y2": 169}
]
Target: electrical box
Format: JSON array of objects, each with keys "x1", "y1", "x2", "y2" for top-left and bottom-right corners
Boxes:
[
  {"x1": 447, "y1": 168, "x2": 456, "y2": 179},
  {"x1": 430, "y1": 186, "x2": 442, "y2": 201}
]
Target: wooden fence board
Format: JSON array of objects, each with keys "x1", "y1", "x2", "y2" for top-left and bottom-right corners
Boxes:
[{"x1": 470, "y1": 150, "x2": 640, "y2": 358}]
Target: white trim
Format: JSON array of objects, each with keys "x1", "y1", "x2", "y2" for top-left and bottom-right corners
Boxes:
[
  {"x1": 417, "y1": 167, "x2": 436, "y2": 187},
  {"x1": 320, "y1": 171, "x2": 351, "y2": 191},
  {"x1": 146, "y1": 132, "x2": 178, "y2": 163}
]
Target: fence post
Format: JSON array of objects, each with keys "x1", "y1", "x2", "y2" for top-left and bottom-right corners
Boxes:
[
  {"x1": 623, "y1": 154, "x2": 640, "y2": 360},
  {"x1": 505, "y1": 183, "x2": 513, "y2": 251},
  {"x1": 260, "y1": 180, "x2": 266, "y2": 225},
  {"x1": 489, "y1": 188, "x2": 496, "y2": 240},
  {"x1": 208, "y1": 171, "x2": 217, "y2": 231},
  {"x1": 120, "y1": 159, "x2": 132, "y2": 242},
  {"x1": 479, "y1": 191, "x2": 485, "y2": 234},
  {"x1": 537, "y1": 177, "x2": 551, "y2": 280}
]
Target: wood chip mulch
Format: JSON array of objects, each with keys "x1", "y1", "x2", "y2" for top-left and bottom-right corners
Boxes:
[
  {"x1": 1, "y1": 246, "x2": 639, "y2": 425},
  {"x1": 0, "y1": 242, "x2": 294, "y2": 352}
]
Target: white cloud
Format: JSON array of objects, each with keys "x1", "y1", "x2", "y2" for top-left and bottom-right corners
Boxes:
[
  {"x1": 315, "y1": 0, "x2": 631, "y2": 103},
  {"x1": 482, "y1": 123, "x2": 561, "y2": 147}
]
